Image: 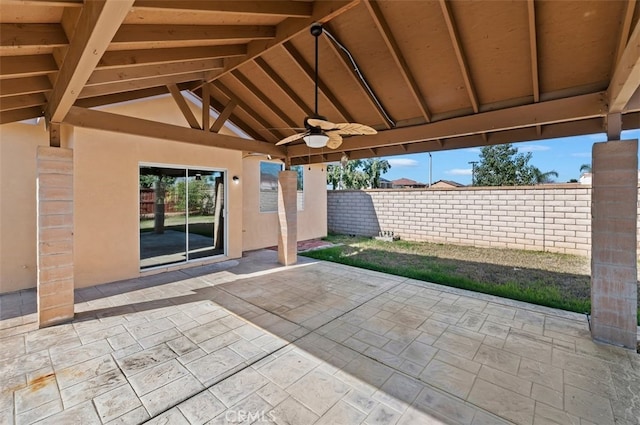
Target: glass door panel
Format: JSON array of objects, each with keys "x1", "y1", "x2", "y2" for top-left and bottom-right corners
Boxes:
[
  {"x1": 139, "y1": 167, "x2": 187, "y2": 269},
  {"x1": 187, "y1": 170, "x2": 225, "y2": 260}
]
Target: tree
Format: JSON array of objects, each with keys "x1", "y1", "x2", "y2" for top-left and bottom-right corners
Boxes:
[
  {"x1": 473, "y1": 144, "x2": 537, "y2": 186},
  {"x1": 326, "y1": 158, "x2": 390, "y2": 189},
  {"x1": 580, "y1": 163, "x2": 592, "y2": 173},
  {"x1": 532, "y1": 168, "x2": 559, "y2": 184},
  {"x1": 362, "y1": 158, "x2": 391, "y2": 188}
]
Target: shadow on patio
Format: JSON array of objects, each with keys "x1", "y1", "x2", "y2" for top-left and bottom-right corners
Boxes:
[{"x1": 1, "y1": 250, "x2": 639, "y2": 425}]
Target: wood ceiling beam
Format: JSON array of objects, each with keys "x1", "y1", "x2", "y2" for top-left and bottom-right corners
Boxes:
[
  {"x1": 0, "y1": 76, "x2": 52, "y2": 98},
  {"x1": 254, "y1": 57, "x2": 313, "y2": 117},
  {"x1": 210, "y1": 99, "x2": 237, "y2": 133},
  {"x1": 291, "y1": 117, "x2": 610, "y2": 166},
  {"x1": 613, "y1": 0, "x2": 637, "y2": 70},
  {"x1": 167, "y1": 84, "x2": 201, "y2": 129},
  {"x1": 46, "y1": 0, "x2": 134, "y2": 123},
  {"x1": 0, "y1": 55, "x2": 58, "y2": 80},
  {"x1": 63, "y1": 106, "x2": 286, "y2": 157},
  {"x1": 282, "y1": 41, "x2": 353, "y2": 122},
  {"x1": 207, "y1": 95, "x2": 263, "y2": 140},
  {"x1": 112, "y1": 25, "x2": 275, "y2": 45},
  {"x1": 321, "y1": 28, "x2": 390, "y2": 128},
  {"x1": 132, "y1": 1, "x2": 313, "y2": 17},
  {"x1": 1, "y1": 0, "x2": 81, "y2": 6},
  {"x1": 287, "y1": 91, "x2": 607, "y2": 158},
  {"x1": 78, "y1": 71, "x2": 205, "y2": 99},
  {"x1": 0, "y1": 24, "x2": 68, "y2": 52},
  {"x1": 608, "y1": 20, "x2": 640, "y2": 113},
  {"x1": 364, "y1": 0, "x2": 431, "y2": 123},
  {"x1": 202, "y1": 83, "x2": 211, "y2": 131},
  {"x1": 86, "y1": 59, "x2": 224, "y2": 87},
  {"x1": 98, "y1": 45, "x2": 246, "y2": 69},
  {"x1": 74, "y1": 86, "x2": 170, "y2": 108},
  {"x1": 1, "y1": 93, "x2": 47, "y2": 112},
  {"x1": 230, "y1": 70, "x2": 299, "y2": 129},
  {"x1": 439, "y1": 0, "x2": 480, "y2": 113},
  {"x1": 195, "y1": 0, "x2": 359, "y2": 87},
  {"x1": 527, "y1": 0, "x2": 539, "y2": 103},
  {"x1": 0, "y1": 107, "x2": 43, "y2": 125},
  {"x1": 210, "y1": 82, "x2": 286, "y2": 142}
]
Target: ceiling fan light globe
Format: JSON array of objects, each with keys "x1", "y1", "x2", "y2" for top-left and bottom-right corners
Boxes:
[{"x1": 303, "y1": 133, "x2": 329, "y2": 148}]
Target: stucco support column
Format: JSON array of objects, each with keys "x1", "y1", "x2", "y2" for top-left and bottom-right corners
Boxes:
[
  {"x1": 37, "y1": 146, "x2": 74, "y2": 327},
  {"x1": 277, "y1": 170, "x2": 297, "y2": 265},
  {"x1": 590, "y1": 139, "x2": 638, "y2": 348}
]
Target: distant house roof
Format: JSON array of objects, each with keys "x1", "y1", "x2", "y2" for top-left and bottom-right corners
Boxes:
[
  {"x1": 392, "y1": 178, "x2": 420, "y2": 186},
  {"x1": 430, "y1": 179, "x2": 465, "y2": 188}
]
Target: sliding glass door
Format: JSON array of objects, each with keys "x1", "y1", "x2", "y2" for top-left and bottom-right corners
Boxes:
[{"x1": 139, "y1": 165, "x2": 225, "y2": 269}]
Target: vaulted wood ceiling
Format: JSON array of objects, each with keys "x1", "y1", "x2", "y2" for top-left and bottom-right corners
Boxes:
[{"x1": 1, "y1": 0, "x2": 639, "y2": 164}]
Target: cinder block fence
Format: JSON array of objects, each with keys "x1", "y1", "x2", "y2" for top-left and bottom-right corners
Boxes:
[{"x1": 327, "y1": 185, "x2": 640, "y2": 258}]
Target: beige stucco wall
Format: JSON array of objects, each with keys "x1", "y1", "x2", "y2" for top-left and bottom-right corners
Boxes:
[
  {"x1": 242, "y1": 157, "x2": 327, "y2": 251},
  {"x1": 0, "y1": 121, "x2": 48, "y2": 293},
  {"x1": 0, "y1": 94, "x2": 329, "y2": 293}
]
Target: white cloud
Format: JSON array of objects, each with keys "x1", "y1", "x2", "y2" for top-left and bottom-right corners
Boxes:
[
  {"x1": 570, "y1": 152, "x2": 591, "y2": 158},
  {"x1": 388, "y1": 158, "x2": 419, "y2": 167},
  {"x1": 446, "y1": 168, "x2": 472, "y2": 176},
  {"x1": 519, "y1": 145, "x2": 551, "y2": 152}
]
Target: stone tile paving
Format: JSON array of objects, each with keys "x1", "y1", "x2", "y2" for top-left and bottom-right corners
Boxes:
[{"x1": 1, "y1": 250, "x2": 639, "y2": 424}]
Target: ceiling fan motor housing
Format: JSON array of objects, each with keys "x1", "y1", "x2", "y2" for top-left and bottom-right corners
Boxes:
[
  {"x1": 304, "y1": 115, "x2": 327, "y2": 131},
  {"x1": 310, "y1": 22, "x2": 323, "y2": 37}
]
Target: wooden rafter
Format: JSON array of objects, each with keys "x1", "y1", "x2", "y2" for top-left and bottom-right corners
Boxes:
[
  {"x1": 439, "y1": 0, "x2": 479, "y2": 113},
  {"x1": 210, "y1": 82, "x2": 286, "y2": 142},
  {"x1": 63, "y1": 106, "x2": 286, "y2": 157},
  {"x1": 46, "y1": 0, "x2": 134, "y2": 123},
  {"x1": 230, "y1": 70, "x2": 299, "y2": 129},
  {"x1": 195, "y1": 0, "x2": 359, "y2": 87},
  {"x1": 0, "y1": 107, "x2": 43, "y2": 125},
  {"x1": 202, "y1": 82, "x2": 211, "y2": 131},
  {"x1": 78, "y1": 72, "x2": 206, "y2": 99},
  {"x1": 1, "y1": 55, "x2": 58, "y2": 79},
  {"x1": 98, "y1": 45, "x2": 246, "y2": 69},
  {"x1": 282, "y1": 41, "x2": 353, "y2": 122},
  {"x1": 613, "y1": 0, "x2": 637, "y2": 70},
  {"x1": 364, "y1": 0, "x2": 431, "y2": 122},
  {"x1": 208, "y1": 95, "x2": 263, "y2": 140},
  {"x1": 322, "y1": 28, "x2": 390, "y2": 128},
  {"x1": 75, "y1": 86, "x2": 169, "y2": 109},
  {"x1": 210, "y1": 99, "x2": 237, "y2": 133},
  {"x1": 132, "y1": 1, "x2": 313, "y2": 17},
  {"x1": 112, "y1": 25, "x2": 276, "y2": 46},
  {"x1": 0, "y1": 24, "x2": 68, "y2": 52},
  {"x1": 0, "y1": 76, "x2": 51, "y2": 98},
  {"x1": 0, "y1": 93, "x2": 47, "y2": 112},
  {"x1": 254, "y1": 56, "x2": 313, "y2": 116},
  {"x1": 87, "y1": 59, "x2": 224, "y2": 87},
  {"x1": 287, "y1": 92, "x2": 607, "y2": 157},
  {"x1": 167, "y1": 84, "x2": 201, "y2": 129},
  {"x1": 608, "y1": 21, "x2": 640, "y2": 113}
]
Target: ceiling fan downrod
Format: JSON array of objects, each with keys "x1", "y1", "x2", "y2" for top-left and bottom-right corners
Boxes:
[{"x1": 310, "y1": 22, "x2": 323, "y2": 118}]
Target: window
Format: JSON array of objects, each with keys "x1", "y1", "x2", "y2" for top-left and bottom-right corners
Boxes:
[
  {"x1": 259, "y1": 161, "x2": 282, "y2": 213},
  {"x1": 139, "y1": 165, "x2": 225, "y2": 269}
]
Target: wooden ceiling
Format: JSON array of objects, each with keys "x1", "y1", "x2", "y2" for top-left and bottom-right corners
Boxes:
[{"x1": 1, "y1": 0, "x2": 639, "y2": 164}]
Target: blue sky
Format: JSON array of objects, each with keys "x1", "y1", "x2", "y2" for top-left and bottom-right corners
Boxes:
[{"x1": 380, "y1": 129, "x2": 640, "y2": 185}]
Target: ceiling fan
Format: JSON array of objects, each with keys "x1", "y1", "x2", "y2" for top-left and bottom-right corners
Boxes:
[{"x1": 275, "y1": 23, "x2": 377, "y2": 150}]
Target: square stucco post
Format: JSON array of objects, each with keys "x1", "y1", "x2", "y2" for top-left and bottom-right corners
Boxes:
[
  {"x1": 37, "y1": 146, "x2": 74, "y2": 327},
  {"x1": 590, "y1": 140, "x2": 638, "y2": 349},
  {"x1": 278, "y1": 170, "x2": 297, "y2": 266}
]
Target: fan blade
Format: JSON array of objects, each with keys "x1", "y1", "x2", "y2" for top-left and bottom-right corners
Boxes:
[
  {"x1": 307, "y1": 118, "x2": 336, "y2": 130},
  {"x1": 275, "y1": 132, "x2": 307, "y2": 146},
  {"x1": 325, "y1": 131, "x2": 343, "y2": 149},
  {"x1": 334, "y1": 122, "x2": 378, "y2": 135}
]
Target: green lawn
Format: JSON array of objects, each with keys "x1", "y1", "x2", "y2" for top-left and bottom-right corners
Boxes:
[{"x1": 302, "y1": 235, "x2": 640, "y2": 325}]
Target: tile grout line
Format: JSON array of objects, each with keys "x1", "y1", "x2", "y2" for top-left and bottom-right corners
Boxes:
[{"x1": 140, "y1": 275, "x2": 409, "y2": 423}]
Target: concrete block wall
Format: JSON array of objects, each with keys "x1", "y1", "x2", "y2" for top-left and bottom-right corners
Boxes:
[{"x1": 327, "y1": 185, "x2": 638, "y2": 257}]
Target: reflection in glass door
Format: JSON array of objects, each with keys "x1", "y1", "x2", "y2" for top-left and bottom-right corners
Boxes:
[{"x1": 139, "y1": 165, "x2": 225, "y2": 269}]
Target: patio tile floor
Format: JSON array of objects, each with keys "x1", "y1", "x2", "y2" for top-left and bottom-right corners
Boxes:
[{"x1": 1, "y1": 250, "x2": 639, "y2": 425}]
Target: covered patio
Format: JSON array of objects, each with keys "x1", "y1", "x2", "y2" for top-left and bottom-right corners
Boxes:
[{"x1": 1, "y1": 250, "x2": 639, "y2": 424}]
